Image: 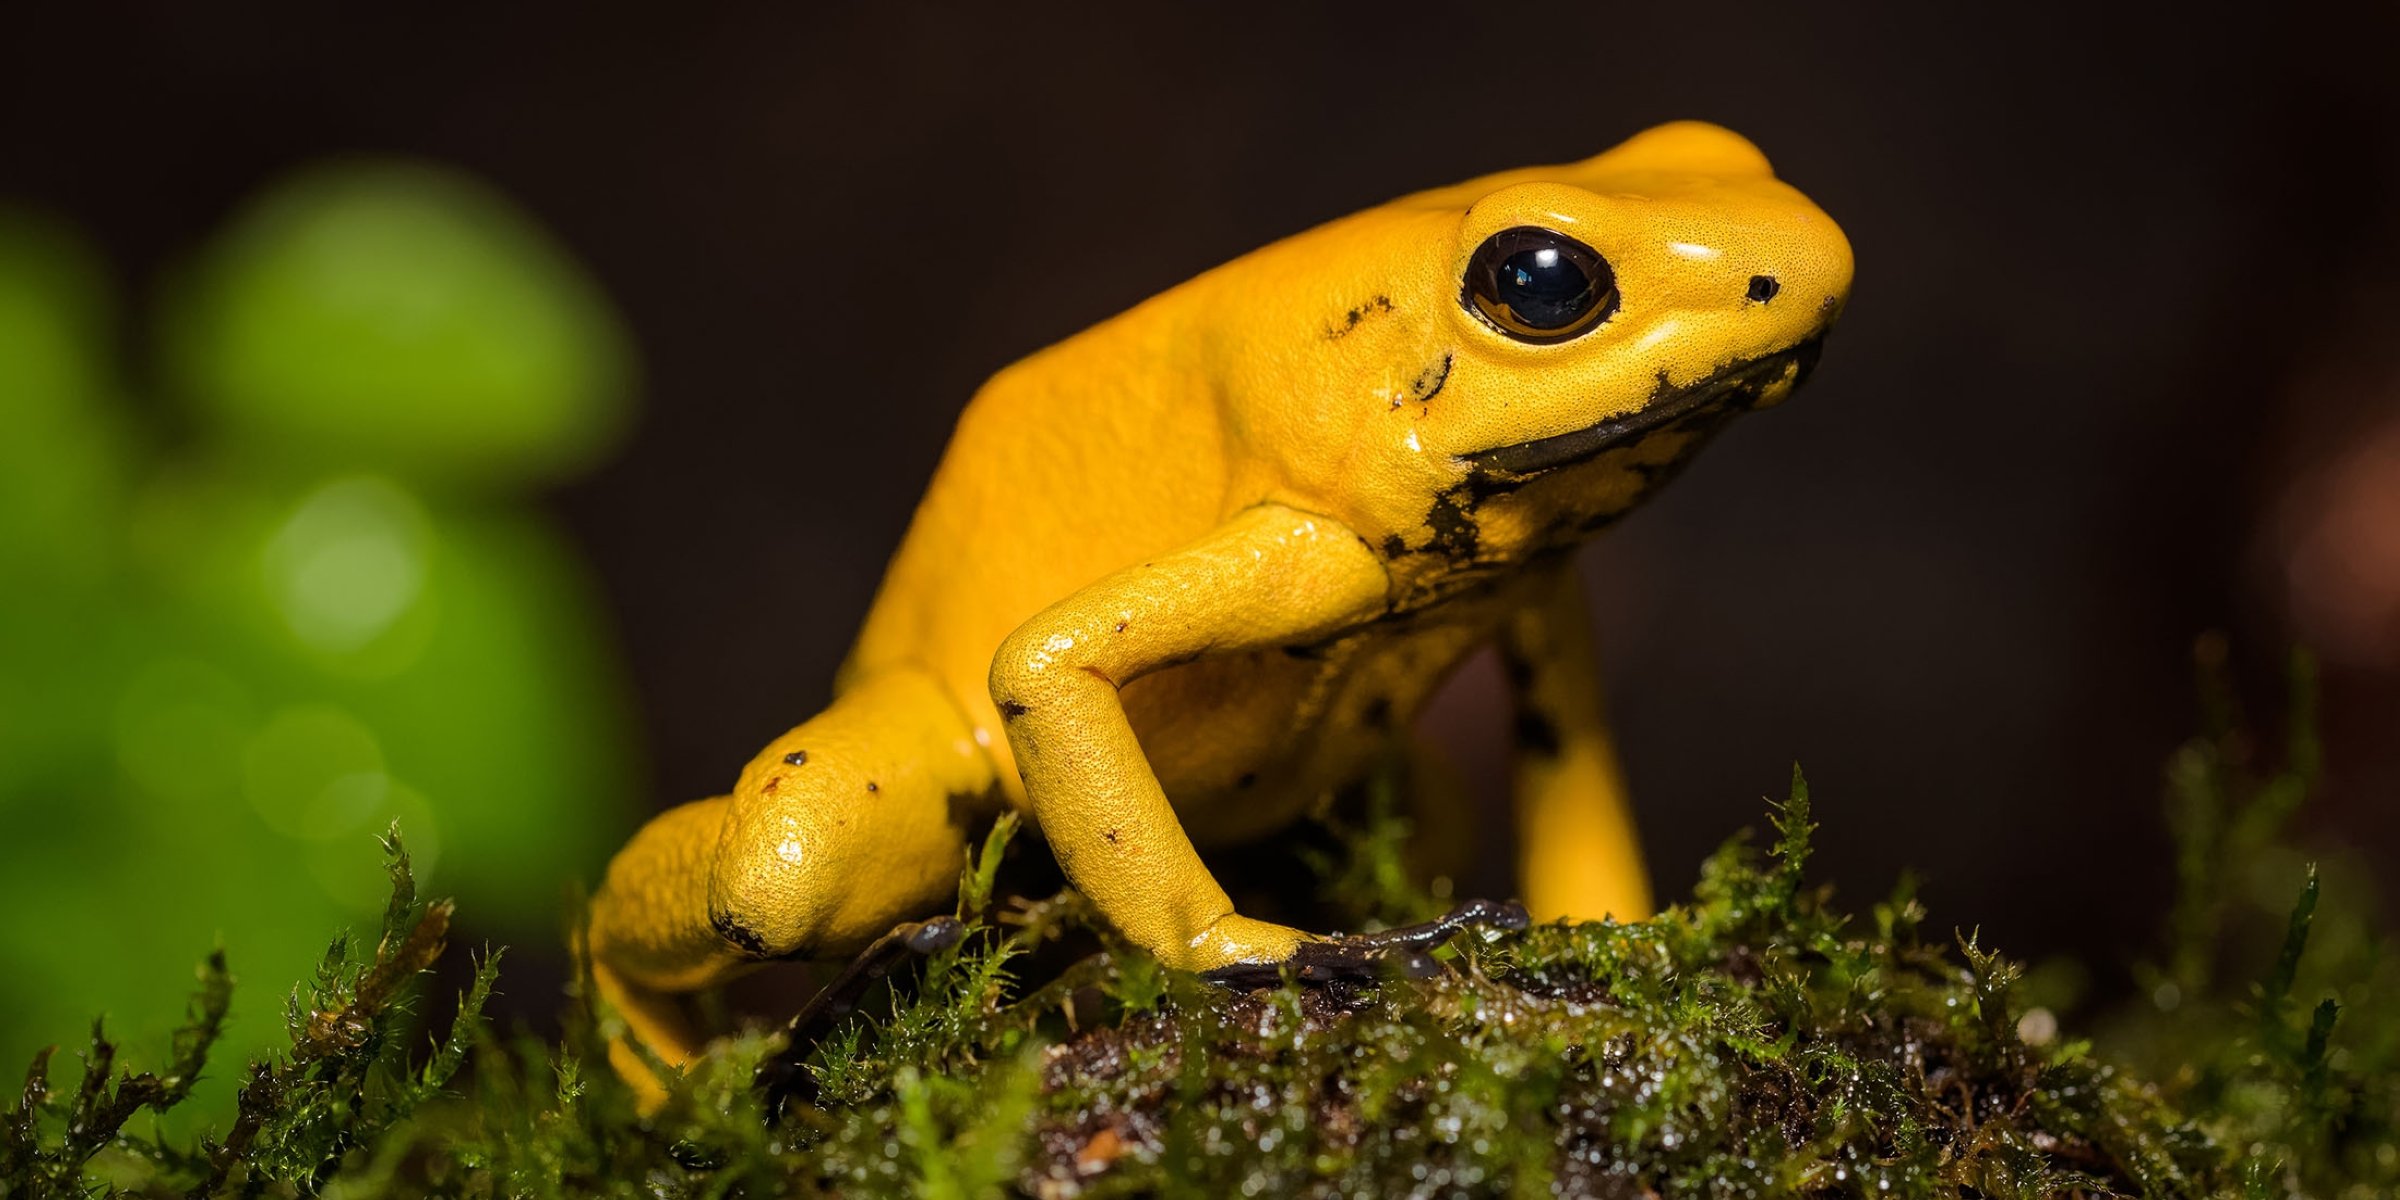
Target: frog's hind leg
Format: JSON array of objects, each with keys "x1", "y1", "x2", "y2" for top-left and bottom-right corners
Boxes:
[
  {"x1": 585, "y1": 796, "x2": 736, "y2": 1109},
  {"x1": 1499, "y1": 567, "x2": 1652, "y2": 923},
  {"x1": 585, "y1": 669, "x2": 1002, "y2": 1109}
]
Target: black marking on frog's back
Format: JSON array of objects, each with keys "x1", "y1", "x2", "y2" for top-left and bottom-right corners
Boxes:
[{"x1": 1325, "y1": 294, "x2": 1396, "y2": 340}]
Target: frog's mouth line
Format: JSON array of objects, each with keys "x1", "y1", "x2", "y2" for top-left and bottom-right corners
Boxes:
[{"x1": 1459, "y1": 334, "x2": 1825, "y2": 484}]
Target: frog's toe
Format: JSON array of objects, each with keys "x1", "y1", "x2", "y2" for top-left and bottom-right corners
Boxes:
[
  {"x1": 1335, "y1": 898, "x2": 1531, "y2": 952},
  {"x1": 1197, "y1": 899, "x2": 1529, "y2": 990}
]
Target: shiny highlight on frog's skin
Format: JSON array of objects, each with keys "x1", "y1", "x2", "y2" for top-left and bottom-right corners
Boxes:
[{"x1": 584, "y1": 121, "x2": 1854, "y2": 1110}]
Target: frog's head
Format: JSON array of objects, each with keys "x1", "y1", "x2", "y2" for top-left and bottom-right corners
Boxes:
[{"x1": 1209, "y1": 121, "x2": 1852, "y2": 590}]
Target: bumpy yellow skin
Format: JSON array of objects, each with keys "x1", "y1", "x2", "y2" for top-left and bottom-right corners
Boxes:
[{"x1": 589, "y1": 121, "x2": 1853, "y2": 1100}]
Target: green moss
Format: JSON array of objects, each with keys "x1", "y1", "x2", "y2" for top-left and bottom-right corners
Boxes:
[{"x1": 7, "y1": 662, "x2": 2395, "y2": 1197}]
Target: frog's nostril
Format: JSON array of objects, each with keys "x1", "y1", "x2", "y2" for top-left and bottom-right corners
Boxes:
[{"x1": 1745, "y1": 274, "x2": 1780, "y2": 303}]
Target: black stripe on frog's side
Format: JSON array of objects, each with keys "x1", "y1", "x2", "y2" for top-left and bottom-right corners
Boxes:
[{"x1": 1458, "y1": 335, "x2": 1823, "y2": 486}]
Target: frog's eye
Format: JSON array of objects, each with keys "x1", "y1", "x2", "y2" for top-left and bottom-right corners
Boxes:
[{"x1": 1461, "y1": 227, "x2": 1618, "y2": 343}]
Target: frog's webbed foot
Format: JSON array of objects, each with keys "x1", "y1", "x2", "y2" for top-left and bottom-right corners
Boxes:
[
  {"x1": 756, "y1": 915, "x2": 964, "y2": 1121},
  {"x1": 1197, "y1": 899, "x2": 1530, "y2": 991}
]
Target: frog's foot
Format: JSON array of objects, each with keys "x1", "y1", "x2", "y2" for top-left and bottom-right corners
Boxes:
[
  {"x1": 756, "y1": 915, "x2": 965, "y2": 1121},
  {"x1": 1197, "y1": 899, "x2": 1530, "y2": 990}
]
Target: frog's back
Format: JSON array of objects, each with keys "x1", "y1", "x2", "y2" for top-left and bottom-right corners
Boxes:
[{"x1": 840, "y1": 297, "x2": 1235, "y2": 730}]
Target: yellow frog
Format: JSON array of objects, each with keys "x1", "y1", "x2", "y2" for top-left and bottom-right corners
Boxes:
[{"x1": 588, "y1": 120, "x2": 1852, "y2": 1102}]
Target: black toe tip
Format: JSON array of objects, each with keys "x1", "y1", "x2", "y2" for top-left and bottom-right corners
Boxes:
[{"x1": 905, "y1": 916, "x2": 966, "y2": 955}]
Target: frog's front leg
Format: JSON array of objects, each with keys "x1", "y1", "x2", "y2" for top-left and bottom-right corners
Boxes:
[
  {"x1": 990, "y1": 504, "x2": 1387, "y2": 970},
  {"x1": 988, "y1": 504, "x2": 1397, "y2": 972},
  {"x1": 1501, "y1": 565, "x2": 1653, "y2": 923}
]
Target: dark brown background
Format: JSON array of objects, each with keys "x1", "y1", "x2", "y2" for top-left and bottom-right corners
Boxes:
[{"x1": 8, "y1": 2, "x2": 2397, "y2": 991}]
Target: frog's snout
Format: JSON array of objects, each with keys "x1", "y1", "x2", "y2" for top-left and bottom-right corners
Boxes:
[
  {"x1": 1747, "y1": 201, "x2": 1857, "y2": 345},
  {"x1": 1737, "y1": 224, "x2": 1852, "y2": 361}
]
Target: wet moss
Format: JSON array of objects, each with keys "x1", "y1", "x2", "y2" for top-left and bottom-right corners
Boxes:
[{"x1": 5, "y1": 659, "x2": 2395, "y2": 1197}]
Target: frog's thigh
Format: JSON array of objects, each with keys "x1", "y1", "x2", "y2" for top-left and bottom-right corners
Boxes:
[
  {"x1": 1502, "y1": 568, "x2": 1653, "y2": 923},
  {"x1": 587, "y1": 796, "x2": 733, "y2": 1108},
  {"x1": 712, "y1": 669, "x2": 1001, "y2": 960},
  {"x1": 586, "y1": 669, "x2": 997, "y2": 1100}
]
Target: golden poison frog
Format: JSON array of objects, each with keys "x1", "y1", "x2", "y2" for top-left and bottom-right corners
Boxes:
[{"x1": 587, "y1": 121, "x2": 1853, "y2": 1106}]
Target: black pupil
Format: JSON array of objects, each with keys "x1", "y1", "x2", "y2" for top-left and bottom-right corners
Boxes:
[
  {"x1": 1464, "y1": 226, "x2": 1615, "y2": 341},
  {"x1": 1496, "y1": 243, "x2": 1593, "y2": 328}
]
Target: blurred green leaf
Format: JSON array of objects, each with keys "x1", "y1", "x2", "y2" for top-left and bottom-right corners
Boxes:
[
  {"x1": 0, "y1": 165, "x2": 643, "y2": 1129},
  {"x1": 160, "y1": 159, "x2": 634, "y2": 489}
]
